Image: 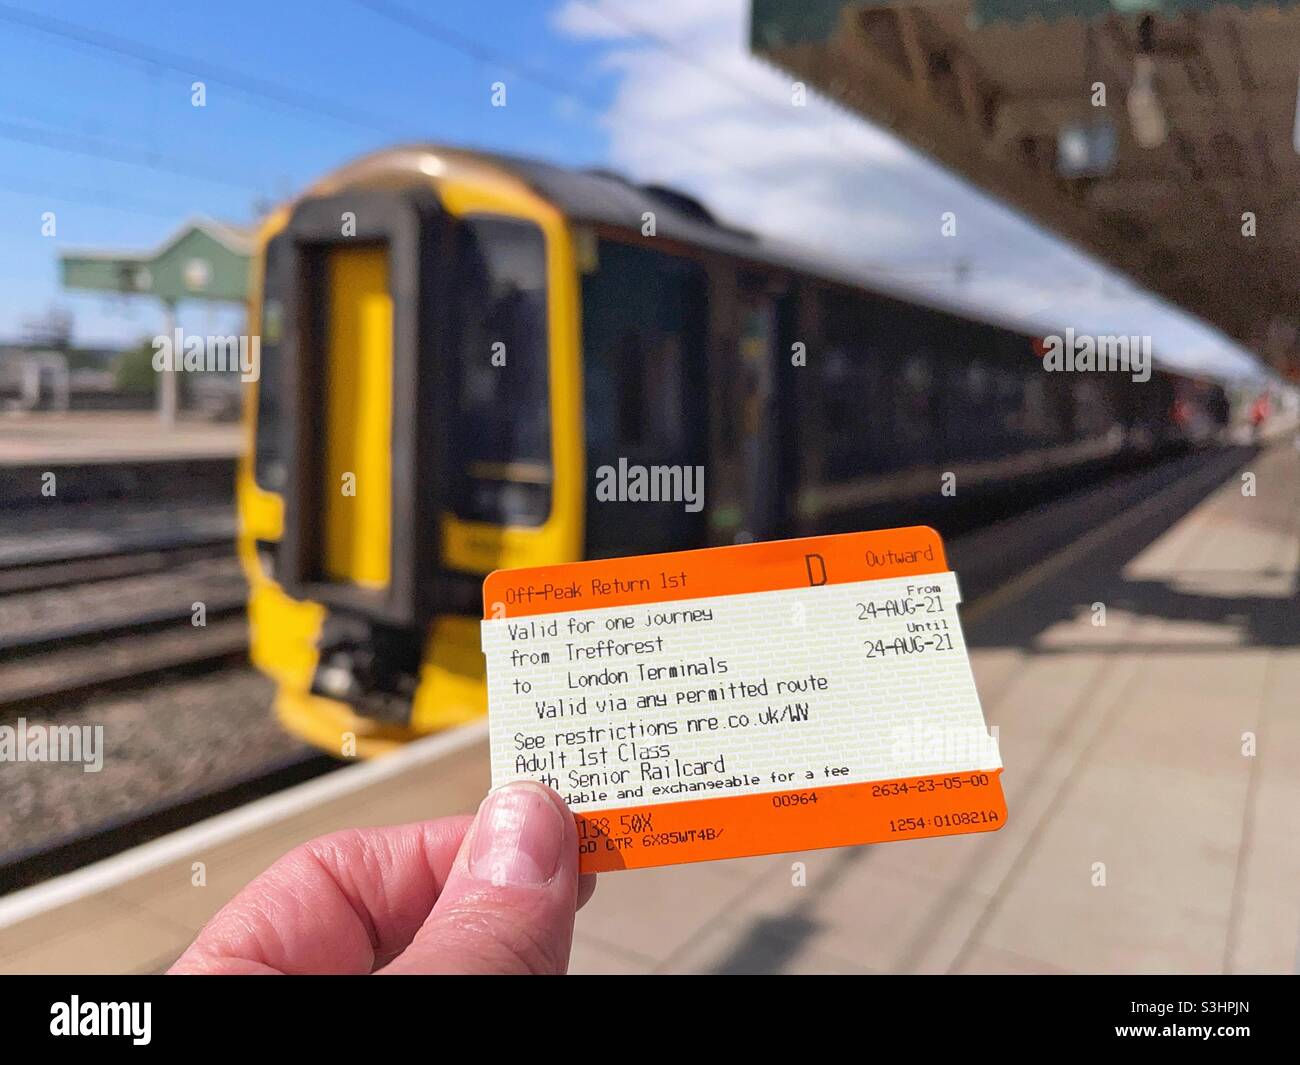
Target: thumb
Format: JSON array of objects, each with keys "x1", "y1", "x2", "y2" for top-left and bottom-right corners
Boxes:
[{"x1": 379, "y1": 781, "x2": 581, "y2": 975}]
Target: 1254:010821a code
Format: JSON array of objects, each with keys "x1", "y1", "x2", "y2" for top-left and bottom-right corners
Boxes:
[{"x1": 889, "y1": 810, "x2": 1001, "y2": 833}]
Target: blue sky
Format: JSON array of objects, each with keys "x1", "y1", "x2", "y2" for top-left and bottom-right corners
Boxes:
[
  {"x1": 0, "y1": 0, "x2": 1270, "y2": 379},
  {"x1": 0, "y1": 0, "x2": 612, "y2": 344}
]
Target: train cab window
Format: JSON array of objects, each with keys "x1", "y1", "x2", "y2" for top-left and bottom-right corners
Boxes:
[
  {"x1": 449, "y1": 216, "x2": 551, "y2": 526},
  {"x1": 253, "y1": 232, "x2": 288, "y2": 493},
  {"x1": 580, "y1": 238, "x2": 708, "y2": 557}
]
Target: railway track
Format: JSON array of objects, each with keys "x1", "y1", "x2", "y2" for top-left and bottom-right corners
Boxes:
[
  {"x1": 0, "y1": 539, "x2": 235, "y2": 597},
  {"x1": 0, "y1": 504, "x2": 236, "y2": 596},
  {"x1": 0, "y1": 609, "x2": 248, "y2": 709},
  {"x1": 0, "y1": 556, "x2": 249, "y2": 709},
  {"x1": 0, "y1": 522, "x2": 310, "y2": 893},
  {"x1": 0, "y1": 748, "x2": 341, "y2": 894}
]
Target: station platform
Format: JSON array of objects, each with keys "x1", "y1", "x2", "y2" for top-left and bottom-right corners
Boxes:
[
  {"x1": 0, "y1": 442, "x2": 1296, "y2": 974},
  {"x1": 0, "y1": 411, "x2": 243, "y2": 465}
]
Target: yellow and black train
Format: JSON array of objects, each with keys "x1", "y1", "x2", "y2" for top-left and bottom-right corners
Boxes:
[{"x1": 239, "y1": 144, "x2": 1226, "y2": 755}]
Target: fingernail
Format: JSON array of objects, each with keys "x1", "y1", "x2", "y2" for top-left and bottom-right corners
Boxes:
[{"x1": 469, "y1": 783, "x2": 565, "y2": 886}]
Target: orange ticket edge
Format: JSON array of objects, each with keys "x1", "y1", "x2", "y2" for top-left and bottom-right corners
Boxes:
[
  {"x1": 483, "y1": 526, "x2": 948, "y2": 619},
  {"x1": 574, "y1": 768, "x2": 1007, "y2": 874}
]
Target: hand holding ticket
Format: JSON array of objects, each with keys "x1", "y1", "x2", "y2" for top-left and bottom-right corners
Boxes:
[{"x1": 481, "y1": 528, "x2": 1006, "y2": 873}]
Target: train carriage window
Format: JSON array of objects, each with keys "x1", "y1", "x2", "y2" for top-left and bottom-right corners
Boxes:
[
  {"x1": 815, "y1": 288, "x2": 940, "y2": 480},
  {"x1": 949, "y1": 323, "x2": 1023, "y2": 459},
  {"x1": 1072, "y1": 376, "x2": 1113, "y2": 439},
  {"x1": 895, "y1": 350, "x2": 936, "y2": 450},
  {"x1": 449, "y1": 216, "x2": 551, "y2": 526},
  {"x1": 993, "y1": 364, "x2": 1025, "y2": 446},
  {"x1": 1023, "y1": 375, "x2": 1053, "y2": 441},
  {"x1": 581, "y1": 238, "x2": 708, "y2": 557}
]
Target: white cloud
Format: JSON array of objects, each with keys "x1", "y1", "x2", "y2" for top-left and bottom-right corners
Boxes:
[{"x1": 553, "y1": 0, "x2": 1265, "y2": 380}]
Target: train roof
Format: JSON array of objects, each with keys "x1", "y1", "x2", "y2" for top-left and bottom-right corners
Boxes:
[
  {"x1": 318, "y1": 144, "x2": 1217, "y2": 383},
  {"x1": 499, "y1": 151, "x2": 1061, "y2": 337}
]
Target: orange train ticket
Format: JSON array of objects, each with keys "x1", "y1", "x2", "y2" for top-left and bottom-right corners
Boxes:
[{"x1": 481, "y1": 527, "x2": 1006, "y2": 874}]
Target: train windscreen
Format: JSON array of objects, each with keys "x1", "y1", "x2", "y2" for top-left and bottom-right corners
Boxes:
[{"x1": 448, "y1": 216, "x2": 551, "y2": 527}]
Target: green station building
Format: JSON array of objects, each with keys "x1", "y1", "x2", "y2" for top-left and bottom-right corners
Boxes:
[{"x1": 60, "y1": 218, "x2": 253, "y2": 423}]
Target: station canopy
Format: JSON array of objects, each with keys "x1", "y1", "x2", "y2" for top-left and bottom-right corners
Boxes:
[{"x1": 750, "y1": 0, "x2": 1300, "y2": 380}]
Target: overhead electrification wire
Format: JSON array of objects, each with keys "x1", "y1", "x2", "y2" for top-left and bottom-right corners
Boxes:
[
  {"x1": 351, "y1": 0, "x2": 975, "y2": 277},
  {"x1": 0, "y1": 2, "x2": 401, "y2": 136}
]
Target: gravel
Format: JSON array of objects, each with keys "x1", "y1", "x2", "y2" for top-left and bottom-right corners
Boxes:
[
  {"x1": 0, "y1": 668, "x2": 310, "y2": 858},
  {"x1": 0, "y1": 557, "x2": 246, "y2": 643}
]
